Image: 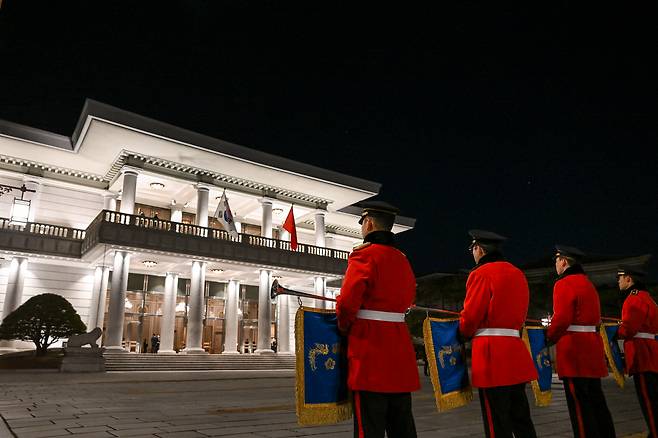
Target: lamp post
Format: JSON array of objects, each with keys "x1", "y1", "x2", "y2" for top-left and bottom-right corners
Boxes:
[{"x1": 0, "y1": 184, "x2": 37, "y2": 225}]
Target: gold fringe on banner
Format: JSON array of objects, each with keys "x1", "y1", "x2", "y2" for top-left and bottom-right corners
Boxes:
[
  {"x1": 600, "y1": 323, "x2": 625, "y2": 389},
  {"x1": 521, "y1": 326, "x2": 552, "y2": 407},
  {"x1": 295, "y1": 307, "x2": 352, "y2": 426},
  {"x1": 423, "y1": 317, "x2": 473, "y2": 412}
]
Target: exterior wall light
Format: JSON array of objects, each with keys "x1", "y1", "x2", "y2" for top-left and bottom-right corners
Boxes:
[
  {"x1": 1, "y1": 184, "x2": 36, "y2": 226},
  {"x1": 272, "y1": 207, "x2": 284, "y2": 216},
  {"x1": 210, "y1": 268, "x2": 224, "y2": 273},
  {"x1": 142, "y1": 260, "x2": 157, "y2": 267},
  {"x1": 149, "y1": 182, "x2": 166, "y2": 190}
]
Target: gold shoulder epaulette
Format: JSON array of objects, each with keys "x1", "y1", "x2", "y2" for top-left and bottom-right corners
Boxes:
[
  {"x1": 353, "y1": 242, "x2": 372, "y2": 251},
  {"x1": 631, "y1": 289, "x2": 639, "y2": 295}
]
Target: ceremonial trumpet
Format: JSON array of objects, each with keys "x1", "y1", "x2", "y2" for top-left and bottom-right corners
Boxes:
[{"x1": 270, "y1": 279, "x2": 337, "y2": 302}]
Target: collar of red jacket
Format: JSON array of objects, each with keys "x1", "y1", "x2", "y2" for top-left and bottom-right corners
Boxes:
[
  {"x1": 363, "y1": 230, "x2": 396, "y2": 246},
  {"x1": 472, "y1": 250, "x2": 505, "y2": 271},
  {"x1": 556, "y1": 263, "x2": 585, "y2": 281}
]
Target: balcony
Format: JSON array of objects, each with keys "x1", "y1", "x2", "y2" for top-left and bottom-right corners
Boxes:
[{"x1": 0, "y1": 211, "x2": 349, "y2": 275}]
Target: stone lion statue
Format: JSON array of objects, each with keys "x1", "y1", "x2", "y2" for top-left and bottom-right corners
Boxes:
[{"x1": 66, "y1": 327, "x2": 103, "y2": 348}]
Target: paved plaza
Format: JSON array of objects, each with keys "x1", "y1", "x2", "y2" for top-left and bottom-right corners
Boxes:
[{"x1": 0, "y1": 369, "x2": 647, "y2": 438}]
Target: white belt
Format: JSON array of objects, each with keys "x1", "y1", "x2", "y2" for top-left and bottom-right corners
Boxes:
[
  {"x1": 567, "y1": 325, "x2": 597, "y2": 332},
  {"x1": 634, "y1": 332, "x2": 657, "y2": 340},
  {"x1": 356, "y1": 309, "x2": 406, "y2": 322},
  {"x1": 474, "y1": 328, "x2": 520, "y2": 337}
]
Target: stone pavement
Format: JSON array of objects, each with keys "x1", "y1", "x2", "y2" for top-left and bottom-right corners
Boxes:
[{"x1": 0, "y1": 369, "x2": 647, "y2": 438}]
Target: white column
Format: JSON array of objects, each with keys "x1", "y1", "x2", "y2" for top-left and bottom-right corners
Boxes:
[
  {"x1": 222, "y1": 280, "x2": 240, "y2": 354},
  {"x1": 105, "y1": 251, "x2": 131, "y2": 352},
  {"x1": 0, "y1": 257, "x2": 28, "y2": 350},
  {"x1": 87, "y1": 266, "x2": 103, "y2": 330},
  {"x1": 184, "y1": 261, "x2": 207, "y2": 354},
  {"x1": 277, "y1": 294, "x2": 291, "y2": 354},
  {"x1": 95, "y1": 266, "x2": 110, "y2": 341},
  {"x1": 170, "y1": 203, "x2": 183, "y2": 223},
  {"x1": 103, "y1": 193, "x2": 117, "y2": 211},
  {"x1": 325, "y1": 233, "x2": 336, "y2": 250},
  {"x1": 195, "y1": 184, "x2": 210, "y2": 227},
  {"x1": 159, "y1": 272, "x2": 178, "y2": 354},
  {"x1": 260, "y1": 198, "x2": 273, "y2": 238},
  {"x1": 314, "y1": 210, "x2": 326, "y2": 248},
  {"x1": 119, "y1": 167, "x2": 140, "y2": 214},
  {"x1": 255, "y1": 269, "x2": 274, "y2": 354},
  {"x1": 315, "y1": 276, "x2": 327, "y2": 309},
  {"x1": 234, "y1": 220, "x2": 242, "y2": 234}
]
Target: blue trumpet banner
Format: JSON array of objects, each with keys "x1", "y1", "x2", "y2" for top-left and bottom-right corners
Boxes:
[
  {"x1": 600, "y1": 323, "x2": 625, "y2": 389},
  {"x1": 423, "y1": 317, "x2": 472, "y2": 411},
  {"x1": 521, "y1": 327, "x2": 552, "y2": 406},
  {"x1": 295, "y1": 307, "x2": 351, "y2": 425}
]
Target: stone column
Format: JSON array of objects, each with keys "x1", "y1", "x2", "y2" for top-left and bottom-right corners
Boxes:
[
  {"x1": 222, "y1": 280, "x2": 240, "y2": 354},
  {"x1": 260, "y1": 198, "x2": 273, "y2": 238},
  {"x1": 277, "y1": 294, "x2": 291, "y2": 354},
  {"x1": 170, "y1": 203, "x2": 183, "y2": 223},
  {"x1": 159, "y1": 272, "x2": 178, "y2": 354},
  {"x1": 255, "y1": 269, "x2": 274, "y2": 354},
  {"x1": 103, "y1": 193, "x2": 117, "y2": 211},
  {"x1": 0, "y1": 257, "x2": 28, "y2": 350},
  {"x1": 105, "y1": 251, "x2": 131, "y2": 352},
  {"x1": 195, "y1": 184, "x2": 211, "y2": 227},
  {"x1": 183, "y1": 261, "x2": 207, "y2": 354},
  {"x1": 119, "y1": 167, "x2": 140, "y2": 214},
  {"x1": 314, "y1": 210, "x2": 326, "y2": 248},
  {"x1": 314, "y1": 276, "x2": 327, "y2": 310}
]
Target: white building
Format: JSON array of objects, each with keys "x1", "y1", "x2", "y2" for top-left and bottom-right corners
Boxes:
[{"x1": 0, "y1": 99, "x2": 415, "y2": 355}]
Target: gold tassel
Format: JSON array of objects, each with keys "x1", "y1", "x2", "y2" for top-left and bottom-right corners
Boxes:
[
  {"x1": 521, "y1": 326, "x2": 552, "y2": 407},
  {"x1": 600, "y1": 323, "x2": 625, "y2": 389},
  {"x1": 295, "y1": 307, "x2": 353, "y2": 426},
  {"x1": 423, "y1": 317, "x2": 473, "y2": 412}
]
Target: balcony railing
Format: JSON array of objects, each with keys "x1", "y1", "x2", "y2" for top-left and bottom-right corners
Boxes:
[
  {"x1": 87, "y1": 210, "x2": 349, "y2": 260},
  {"x1": 0, "y1": 210, "x2": 350, "y2": 273},
  {"x1": 0, "y1": 217, "x2": 86, "y2": 257},
  {"x1": 0, "y1": 218, "x2": 86, "y2": 240}
]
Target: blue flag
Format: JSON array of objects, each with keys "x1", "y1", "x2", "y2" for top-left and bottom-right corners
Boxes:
[
  {"x1": 295, "y1": 307, "x2": 351, "y2": 425},
  {"x1": 423, "y1": 317, "x2": 472, "y2": 411},
  {"x1": 600, "y1": 323, "x2": 625, "y2": 389},
  {"x1": 522, "y1": 326, "x2": 553, "y2": 406}
]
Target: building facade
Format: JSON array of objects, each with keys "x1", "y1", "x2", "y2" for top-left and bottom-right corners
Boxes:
[{"x1": 0, "y1": 100, "x2": 414, "y2": 355}]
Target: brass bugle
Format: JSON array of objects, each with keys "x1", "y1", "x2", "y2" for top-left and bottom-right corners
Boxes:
[{"x1": 270, "y1": 279, "x2": 337, "y2": 302}]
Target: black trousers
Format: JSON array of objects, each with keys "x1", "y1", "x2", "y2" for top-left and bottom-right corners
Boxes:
[
  {"x1": 353, "y1": 391, "x2": 417, "y2": 438},
  {"x1": 562, "y1": 377, "x2": 616, "y2": 438},
  {"x1": 478, "y1": 384, "x2": 537, "y2": 438},
  {"x1": 633, "y1": 372, "x2": 658, "y2": 438}
]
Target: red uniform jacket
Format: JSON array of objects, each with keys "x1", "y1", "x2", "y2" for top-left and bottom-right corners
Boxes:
[
  {"x1": 459, "y1": 253, "x2": 537, "y2": 388},
  {"x1": 547, "y1": 265, "x2": 608, "y2": 378},
  {"x1": 618, "y1": 287, "x2": 658, "y2": 375},
  {"x1": 336, "y1": 231, "x2": 420, "y2": 393}
]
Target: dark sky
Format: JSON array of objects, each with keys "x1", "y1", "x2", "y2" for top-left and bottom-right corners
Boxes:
[{"x1": 1, "y1": 2, "x2": 657, "y2": 277}]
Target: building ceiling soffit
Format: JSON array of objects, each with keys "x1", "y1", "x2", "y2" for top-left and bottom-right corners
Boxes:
[{"x1": 109, "y1": 151, "x2": 333, "y2": 209}]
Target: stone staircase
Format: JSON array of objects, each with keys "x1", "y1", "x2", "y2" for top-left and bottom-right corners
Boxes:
[{"x1": 103, "y1": 353, "x2": 296, "y2": 371}]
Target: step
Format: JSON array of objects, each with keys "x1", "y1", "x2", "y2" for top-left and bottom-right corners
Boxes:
[{"x1": 103, "y1": 353, "x2": 296, "y2": 371}]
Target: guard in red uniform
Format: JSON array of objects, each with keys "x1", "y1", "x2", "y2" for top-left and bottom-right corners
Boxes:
[
  {"x1": 547, "y1": 245, "x2": 615, "y2": 438},
  {"x1": 460, "y1": 229, "x2": 538, "y2": 438},
  {"x1": 336, "y1": 200, "x2": 420, "y2": 438},
  {"x1": 616, "y1": 265, "x2": 658, "y2": 437}
]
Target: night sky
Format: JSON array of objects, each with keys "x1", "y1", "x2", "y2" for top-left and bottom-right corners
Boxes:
[{"x1": 1, "y1": 2, "x2": 657, "y2": 278}]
